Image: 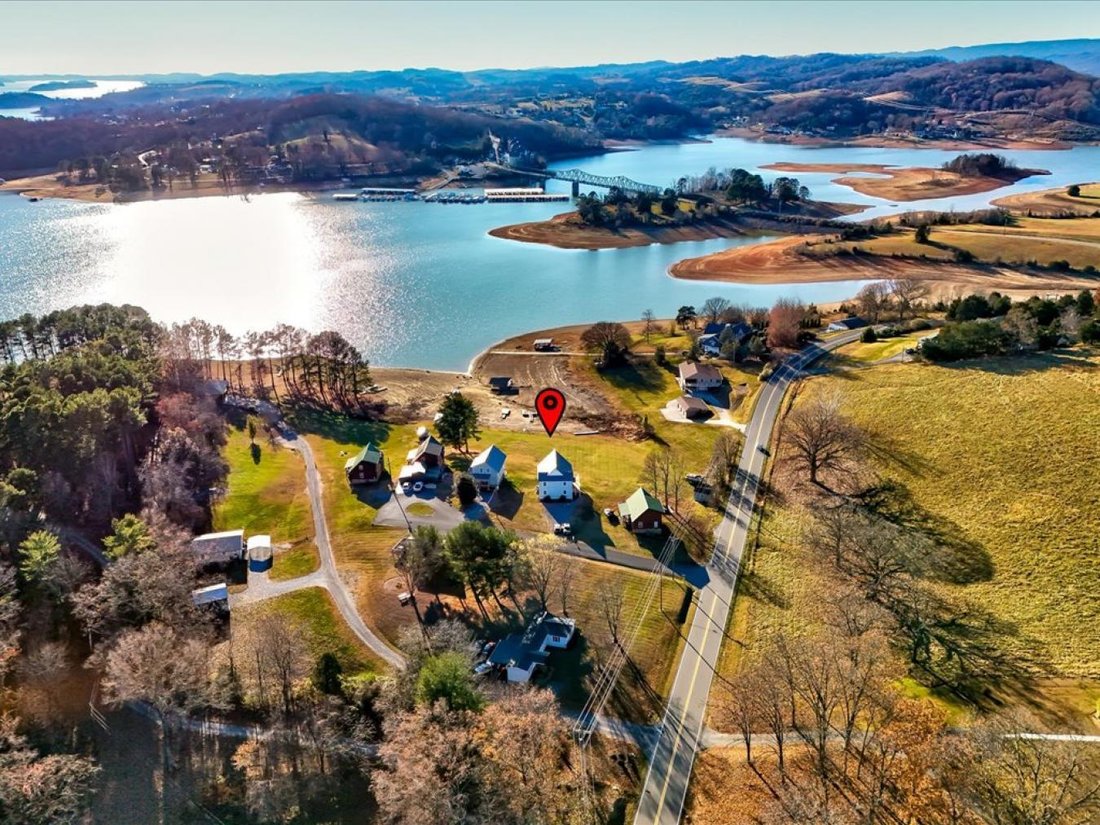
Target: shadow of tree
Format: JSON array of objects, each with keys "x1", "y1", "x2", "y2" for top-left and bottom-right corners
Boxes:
[
  {"x1": 737, "y1": 569, "x2": 790, "y2": 610},
  {"x1": 859, "y1": 480, "x2": 993, "y2": 585},
  {"x1": 284, "y1": 407, "x2": 392, "y2": 446}
]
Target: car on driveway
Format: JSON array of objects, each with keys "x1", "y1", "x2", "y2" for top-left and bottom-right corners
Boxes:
[
  {"x1": 602, "y1": 507, "x2": 619, "y2": 525},
  {"x1": 553, "y1": 522, "x2": 573, "y2": 538}
]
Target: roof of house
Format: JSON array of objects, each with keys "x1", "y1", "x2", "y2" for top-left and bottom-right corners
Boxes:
[
  {"x1": 412, "y1": 435, "x2": 444, "y2": 461},
  {"x1": 488, "y1": 633, "x2": 550, "y2": 672},
  {"x1": 344, "y1": 442, "x2": 382, "y2": 470},
  {"x1": 191, "y1": 530, "x2": 244, "y2": 559},
  {"x1": 192, "y1": 582, "x2": 229, "y2": 606},
  {"x1": 673, "y1": 395, "x2": 710, "y2": 412},
  {"x1": 678, "y1": 361, "x2": 723, "y2": 382},
  {"x1": 537, "y1": 449, "x2": 574, "y2": 481},
  {"x1": 619, "y1": 487, "x2": 665, "y2": 521},
  {"x1": 533, "y1": 337, "x2": 553, "y2": 345},
  {"x1": 525, "y1": 612, "x2": 576, "y2": 648},
  {"x1": 470, "y1": 444, "x2": 507, "y2": 474},
  {"x1": 829, "y1": 316, "x2": 868, "y2": 330}
]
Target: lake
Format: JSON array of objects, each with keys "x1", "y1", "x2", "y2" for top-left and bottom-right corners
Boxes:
[
  {"x1": 0, "y1": 77, "x2": 145, "y2": 120},
  {"x1": 2, "y1": 136, "x2": 1099, "y2": 370}
]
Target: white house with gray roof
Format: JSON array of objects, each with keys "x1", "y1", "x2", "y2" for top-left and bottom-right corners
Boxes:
[
  {"x1": 536, "y1": 450, "x2": 576, "y2": 501},
  {"x1": 470, "y1": 444, "x2": 507, "y2": 490}
]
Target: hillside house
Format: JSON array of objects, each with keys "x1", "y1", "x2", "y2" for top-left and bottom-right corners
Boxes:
[
  {"x1": 618, "y1": 487, "x2": 666, "y2": 534},
  {"x1": 487, "y1": 612, "x2": 576, "y2": 683},
  {"x1": 678, "y1": 361, "x2": 723, "y2": 393},
  {"x1": 470, "y1": 444, "x2": 507, "y2": 490},
  {"x1": 344, "y1": 443, "x2": 384, "y2": 485},
  {"x1": 533, "y1": 338, "x2": 555, "y2": 352},
  {"x1": 190, "y1": 530, "x2": 245, "y2": 567},
  {"x1": 699, "y1": 322, "x2": 752, "y2": 356},
  {"x1": 537, "y1": 450, "x2": 576, "y2": 501}
]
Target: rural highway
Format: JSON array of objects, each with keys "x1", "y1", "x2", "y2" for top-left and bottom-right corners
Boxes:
[{"x1": 633, "y1": 330, "x2": 863, "y2": 825}]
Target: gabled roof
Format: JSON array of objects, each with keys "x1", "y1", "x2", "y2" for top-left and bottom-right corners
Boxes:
[
  {"x1": 674, "y1": 395, "x2": 710, "y2": 412},
  {"x1": 702, "y1": 322, "x2": 726, "y2": 336},
  {"x1": 192, "y1": 582, "x2": 229, "y2": 606},
  {"x1": 537, "y1": 449, "x2": 573, "y2": 481},
  {"x1": 488, "y1": 633, "x2": 549, "y2": 672},
  {"x1": 678, "y1": 361, "x2": 722, "y2": 382},
  {"x1": 470, "y1": 444, "x2": 507, "y2": 474},
  {"x1": 413, "y1": 435, "x2": 444, "y2": 461},
  {"x1": 190, "y1": 530, "x2": 244, "y2": 561},
  {"x1": 344, "y1": 442, "x2": 382, "y2": 470},
  {"x1": 830, "y1": 316, "x2": 868, "y2": 330},
  {"x1": 619, "y1": 487, "x2": 665, "y2": 521}
]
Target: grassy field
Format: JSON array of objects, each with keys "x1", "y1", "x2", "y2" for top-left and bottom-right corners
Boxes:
[
  {"x1": 214, "y1": 426, "x2": 319, "y2": 580},
  {"x1": 235, "y1": 587, "x2": 387, "y2": 677},
  {"x1": 836, "y1": 330, "x2": 934, "y2": 363},
  {"x1": 821, "y1": 219, "x2": 1100, "y2": 269},
  {"x1": 720, "y1": 347, "x2": 1100, "y2": 727}
]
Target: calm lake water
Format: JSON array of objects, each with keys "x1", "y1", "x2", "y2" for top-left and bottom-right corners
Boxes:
[
  {"x1": 2, "y1": 136, "x2": 1100, "y2": 370},
  {"x1": 0, "y1": 78, "x2": 145, "y2": 120}
]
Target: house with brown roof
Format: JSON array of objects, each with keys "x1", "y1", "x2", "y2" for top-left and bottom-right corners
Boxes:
[
  {"x1": 678, "y1": 361, "x2": 723, "y2": 393},
  {"x1": 667, "y1": 395, "x2": 712, "y2": 420}
]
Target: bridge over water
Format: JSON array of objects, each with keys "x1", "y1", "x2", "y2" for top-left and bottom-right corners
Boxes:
[{"x1": 488, "y1": 163, "x2": 663, "y2": 197}]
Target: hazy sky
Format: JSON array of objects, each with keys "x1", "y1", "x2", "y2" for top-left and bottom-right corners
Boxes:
[{"x1": 3, "y1": 0, "x2": 1099, "y2": 76}]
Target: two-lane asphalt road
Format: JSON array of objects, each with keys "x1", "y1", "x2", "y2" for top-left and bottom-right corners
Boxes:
[{"x1": 634, "y1": 331, "x2": 863, "y2": 825}]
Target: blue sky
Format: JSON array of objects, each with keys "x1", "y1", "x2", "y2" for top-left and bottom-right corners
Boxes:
[{"x1": 2, "y1": 0, "x2": 1098, "y2": 75}]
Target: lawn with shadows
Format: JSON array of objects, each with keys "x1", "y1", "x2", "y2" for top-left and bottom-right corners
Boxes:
[
  {"x1": 214, "y1": 424, "x2": 319, "y2": 580},
  {"x1": 720, "y1": 347, "x2": 1100, "y2": 728},
  {"x1": 234, "y1": 586, "x2": 388, "y2": 677}
]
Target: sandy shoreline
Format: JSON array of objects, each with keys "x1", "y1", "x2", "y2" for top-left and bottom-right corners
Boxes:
[
  {"x1": 668, "y1": 233, "x2": 1100, "y2": 298},
  {"x1": 717, "y1": 126, "x2": 1076, "y2": 152},
  {"x1": 762, "y1": 162, "x2": 1048, "y2": 202}
]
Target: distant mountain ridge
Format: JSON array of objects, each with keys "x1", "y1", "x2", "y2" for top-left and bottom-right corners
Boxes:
[{"x1": 892, "y1": 38, "x2": 1100, "y2": 76}]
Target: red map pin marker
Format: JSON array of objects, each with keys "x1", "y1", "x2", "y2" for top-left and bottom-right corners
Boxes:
[{"x1": 534, "y1": 388, "x2": 566, "y2": 437}]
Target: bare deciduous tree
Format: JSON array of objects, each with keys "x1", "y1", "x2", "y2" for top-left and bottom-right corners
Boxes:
[
  {"x1": 889, "y1": 278, "x2": 929, "y2": 320},
  {"x1": 784, "y1": 394, "x2": 865, "y2": 488}
]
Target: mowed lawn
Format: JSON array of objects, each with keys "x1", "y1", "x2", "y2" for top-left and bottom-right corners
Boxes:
[
  {"x1": 725, "y1": 348, "x2": 1100, "y2": 692},
  {"x1": 836, "y1": 330, "x2": 935, "y2": 363},
  {"x1": 234, "y1": 587, "x2": 387, "y2": 677},
  {"x1": 214, "y1": 426, "x2": 319, "y2": 581}
]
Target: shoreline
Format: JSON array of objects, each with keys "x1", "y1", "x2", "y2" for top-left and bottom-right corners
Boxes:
[
  {"x1": 761, "y1": 161, "x2": 1049, "y2": 202},
  {"x1": 488, "y1": 201, "x2": 868, "y2": 251},
  {"x1": 667, "y1": 233, "x2": 1100, "y2": 297},
  {"x1": 716, "y1": 126, "x2": 1077, "y2": 152}
]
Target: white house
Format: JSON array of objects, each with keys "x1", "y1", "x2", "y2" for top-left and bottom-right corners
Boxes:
[
  {"x1": 469, "y1": 444, "x2": 507, "y2": 490},
  {"x1": 678, "y1": 361, "x2": 724, "y2": 393},
  {"x1": 191, "y1": 530, "x2": 245, "y2": 566},
  {"x1": 537, "y1": 450, "x2": 575, "y2": 501},
  {"x1": 487, "y1": 612, "x2": 577, "y2": 683}
]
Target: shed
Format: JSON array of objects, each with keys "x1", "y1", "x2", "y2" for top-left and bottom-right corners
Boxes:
[
  {"x1": 537, "y1": 450, "x2": 575, "y2": 501},
  {"x1": 247, "y1": 534, "x2": 273, "y2": 573},
  {"x1": 533, "y1": 338, "x2": 554, "y2": 352},
  {"x1": 470, "y1": 444, "x2": 507, "y2": 490},
  {"x1": 191, "y1": 530, "x2": 245, "y2": 566},
  {"x1": 487, "y1": 376, "x2": 516, "y2": 394},
  {"x1": 618, "y1": 487, "x2": 666, "y2": 534},
  {"x1": 344, "y1": 442, "x2": 384, "y2": 485}
]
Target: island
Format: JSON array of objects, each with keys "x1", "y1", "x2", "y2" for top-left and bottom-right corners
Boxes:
[
  {"x1": 28, "y1": 78, "x2": 96, "y2": 92},
  {"x1": 762, "y1": 153, "x2": 1048, "y2": 202}
]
